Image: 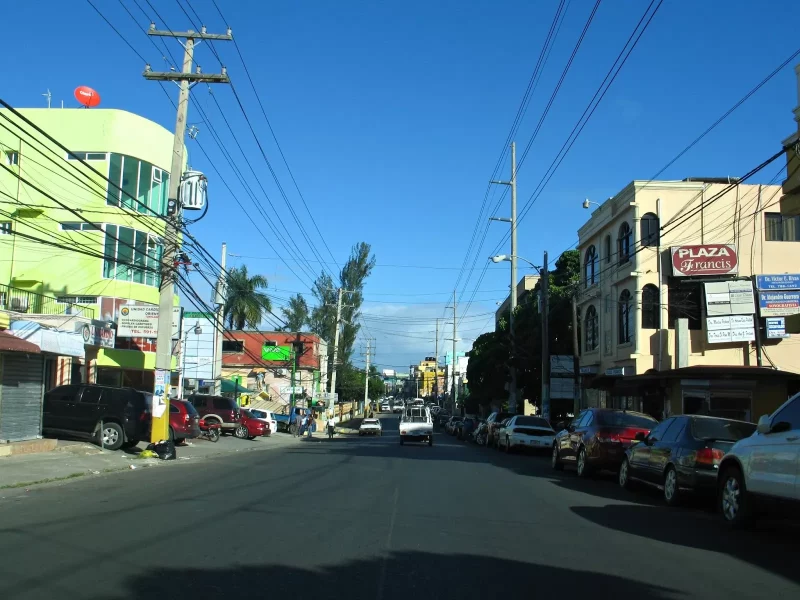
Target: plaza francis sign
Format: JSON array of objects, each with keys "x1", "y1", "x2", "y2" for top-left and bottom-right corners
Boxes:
[{"x1": 670, "y1": 244, "x2": 738, "y2": 277}]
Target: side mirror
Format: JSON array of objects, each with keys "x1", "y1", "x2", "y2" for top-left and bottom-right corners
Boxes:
[
  {"x1": 756, "y1": 414, "x2": 771, "y2": 434},
  {"x1": 635, "y1": 431, "x2": 646, "y2": 442}
]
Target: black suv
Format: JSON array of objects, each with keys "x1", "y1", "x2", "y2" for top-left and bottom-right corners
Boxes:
[{"x1": 42, "y1": 384, "x2": 151, "y2": 450}]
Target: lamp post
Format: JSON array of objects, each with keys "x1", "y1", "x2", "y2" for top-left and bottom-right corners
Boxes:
[
  {"x1": 489, "y1": 253, "x2": 549, "y2": 419},
  {"x1": 178, "y1": 321, "x2": 202, "y2": 400}
]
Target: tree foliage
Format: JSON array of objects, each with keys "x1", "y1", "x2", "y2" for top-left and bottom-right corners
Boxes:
[
  {"x1": 334, "y1": 363, "x2": 384, "y2": 401},
  {"x1": 223, "y1": 265, "x2": 272, "y2": 330},
  {"x1": 281, "y1": 293, "x2": 310, "y2": 332}
]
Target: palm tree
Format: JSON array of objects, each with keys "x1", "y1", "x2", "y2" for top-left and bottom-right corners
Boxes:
[{"x1": 223, "y1": 265, "x2": 272, "y2": 330}]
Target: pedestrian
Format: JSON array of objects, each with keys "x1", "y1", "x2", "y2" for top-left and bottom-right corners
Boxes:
[
  {"x1": 305, "y1": 413, "x2": 314, "y2": 439},
  {"x1": 326, "y1": 414, "x2": 335, "y2": 438},
  {"x1": 294, "y1": 411, "x2": 303, "y2": 437}
]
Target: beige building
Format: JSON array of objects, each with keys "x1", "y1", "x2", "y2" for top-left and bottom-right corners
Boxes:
[
  {"x1": 576, "y1": 178, "x2": 800, "y2": 422},
  {"x1": 495, "y1": 274, "x2": 540, "y2": 325}
]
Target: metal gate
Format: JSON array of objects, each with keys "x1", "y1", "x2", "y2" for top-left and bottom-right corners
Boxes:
[{"x1": 0, "y1": 353, "x2": 45, "y2": 442}]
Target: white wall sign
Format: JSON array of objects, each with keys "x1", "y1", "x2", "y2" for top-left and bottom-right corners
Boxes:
[
  {"x1": 706, "y1": 315, "x2": 755, "y2": 344},
  {"x1": 117, "y1": 306, "x2": 183, "y2": 338},
  {"x1": 766, "y1": 317, "x2": 789, "y2": 339},
  {"x1": 279, "y1": 386, "x2": 304, "y2": 395},
  {"x1": 704, "y1": 281, "x2": 755, "y2": 316}
]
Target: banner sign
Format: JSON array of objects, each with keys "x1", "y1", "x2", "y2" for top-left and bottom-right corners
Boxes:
[
  {"x1": 671, "y1": 244, "x2": 738, "y2": 277},
  {"x1": 758, "y1": 291, "x2": 800, "y2": 317},
  {"x1": 261, "y1": 345, "x2": 292, "y2": 361},
  {"x1": 77, "y1": 320, "x2": 116, "y2": 348},
  {"x1": 766, "y1": 317, "x2": 789, "y2": 339},
  {"x1": 755, "y1": 274, "x2": 800, "y2": 291},
  {"x1": 117, "y1": 306, "x2": 182, "y2": 338},
  {"x1": 706, "y1": 315, "x2": 755, "y2": 344}
]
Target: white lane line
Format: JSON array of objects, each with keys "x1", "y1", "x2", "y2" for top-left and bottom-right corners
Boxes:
[{"x1": 376, "y1": 485, "x2": 399, "y2": 600}]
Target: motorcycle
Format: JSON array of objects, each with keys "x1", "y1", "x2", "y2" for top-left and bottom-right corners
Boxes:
[{"x1": 198, "y1": 418, "x2": 221, "y2": 443}]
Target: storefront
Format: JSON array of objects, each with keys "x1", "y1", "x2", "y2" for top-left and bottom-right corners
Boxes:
[
  {"x1": 96, "y1": 347, "x2": 157, "y2": 391},
  {"x1": 7, "y1": 319, "x2": 86, "y2": 392},
  {"x1": 0, "y1": 331, "x2": 44, "y2": 442}
]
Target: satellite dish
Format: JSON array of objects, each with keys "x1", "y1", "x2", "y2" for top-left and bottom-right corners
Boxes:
[{"x1": 74, "y1": 86, "x2": 101, "y2": 108}]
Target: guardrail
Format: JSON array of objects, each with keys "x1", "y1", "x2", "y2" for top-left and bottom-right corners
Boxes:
[{"x1": 0, "y1": 284, "x2": 96, "y2": 319}]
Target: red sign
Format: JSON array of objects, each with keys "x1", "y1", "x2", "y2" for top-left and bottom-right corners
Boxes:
[
  {"x1": 671, "y1": 244, "x2": 738, "y2": 277},
  {"x1": 74, "y1": 86, "x2": 101, "y2": 108}
]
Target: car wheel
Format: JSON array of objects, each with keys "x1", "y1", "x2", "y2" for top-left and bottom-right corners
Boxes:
[
  {"x1": 719, "y1": 466, "x2": 752, "y2": 527},
  {"x1": 663, "y1": 466, "x2": 680, "y2": 506},
  {"x1": 552, "y1": 445, "x2": 564, "y2": 471},
  {"x1": 619, "y1": 458, "x2": 632, "y2": 489},
  {"x1": 98, "y1": 422, "x2": 124, "y2": 451},
  {"x1": 576, "y1": 446, "x2": 591, "y2": 478},
  {"x1": 234, "y1": 424, "x2": 249, "y2": 439}
]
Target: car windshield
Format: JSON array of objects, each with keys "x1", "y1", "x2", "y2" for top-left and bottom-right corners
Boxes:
[
  {"x1": 363, "y1": 419, "x2": 379, "y2": 425},
  {"x1": 596, "y1": 411, "x2": 658, "y2": 428},
  {"x1": 515, "y1": 417, "x2": 550, "y2": 428},
  {"x1": 250, "y1": 409, "x2": 266, "y2": 418},
  {"x1": 691, "y1": 418, "x2": 756, "y2": 441}
]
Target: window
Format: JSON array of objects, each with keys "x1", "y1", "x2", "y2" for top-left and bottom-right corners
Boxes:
[
  {"x1": 641, "y1": 284, "x2": 660, "y2": 329},
  {"x1": 667, "y1": 278, "x2": 702, "y2": 330},
  {"x1": 4, "y1": 151, "x2": 19, "y2": 166},
  {"x1": 617, "y1": 222, "x2": 632, "y2": 265},
  {"x1": 618, "y1": 289, "x2": 633, "y2": 344},
  {"x1": 640, "y1": 213, "x2": 659, "y2": 247},
  {"x1": 604, "y1": 235, "x2": 612, "y2": 264},
  {"x1": 56, "y1": 296, "x2": 97, "y2": 305},
  {"x1": 103, "y1": 224, "x2": 162, "y2": 287},
  {"x1": 584, "y1": 305, "x2": 598, "y2": 351},
  {"x1": 0, "y1": 222, "x2": 12, "y2": 235},
  {"x1": 213, "y1": 397, "x2": 232, "y2": 410},
  {"x1": 771, "y1": 395, "x2": 800, "y2": 431},
  {"x1": 764, "y1": 213, "x2": 800, "y2": 242},
  {"x1": 647, "y1": 418, "x2": 674, "y2": 442},
  {"x1": 106, "y1": 153, "x2": 169, "y2": 215},
  {"x1": 60, "y1": 222, "x2": 102, "y2": 231},
  {"x1": 169, "y1": 404, "x2": 180, "y2": 414},
  {"x1": 67, "y1": 152, "x2": 108, "y2": 161},
  {"x1": 79, "y1": 387, "x2": 103, "y2": 404},
  {"x1": 584, "y1": 245, "x2": 598, "y2": 287},
  {"x1": 661, "y1": 418, "x2": 686, "y2": 443},
  {"x1": 222, "y1": 340, "x2": 244, "y2": 353}
]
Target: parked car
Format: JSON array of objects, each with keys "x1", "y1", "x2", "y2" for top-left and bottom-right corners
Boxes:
[
  {"x1": 497, "y1": 416, "x2": 555, "y2": 453},
  {"x1": 359, "y1": 418, "x2": 382, "y2": 436},
  {"x1": 717, "y1": 392, "x2": 800, "y2": 527},
  {"x1": 42, "y1": 384, "x2": 151, "y2": 451},
  {"x1": 552, "y1": 408, "x2": 658, "y2": 477},
  {"x1": 273, "y1": 413, "x2": 291, "y2": 432},
  {"x1": 473, "y1": 421, "x2": 489, "y2": 445},
  {"x1": 381, "y1": 402, "x2": 391, "y2": 412},
  {"x1": 485, "y1": 412, "x2": 513, "y2": 448},
  {"x1": 169, "y1": 399, "x2": 201, "y2": 445},
  {"x1": 435, "y1": 412, "x2": 451, "y2": 427},
  {"x1": 458, "y1": 417, "x2": 478, "y2": 440},
  {"x1": 445, "y1": 416, "x2": 463, "y2": 435},
  {"x1": 619, "y1": 415, "x2": 757, "y2": 505},
  {"x1": 236, "y1": 409, "x2": 268, "y2": 439},
  {"x1": 249, "y1": 408, "x2": 277, "y2": 437},
  {"x1": 186, "y1": 394, "x2": 241, "y2": 433}
]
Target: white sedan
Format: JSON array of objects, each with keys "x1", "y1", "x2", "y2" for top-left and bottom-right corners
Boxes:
[
  {"x1": 497, "y1": 416, "x2": 555, "y2": 452},
  {"x1": 249, "y1": 408, "x2": 278, "y2": 436},
  {"x1": 359, "y1": 418, "x2": 382, "y2": 436}
]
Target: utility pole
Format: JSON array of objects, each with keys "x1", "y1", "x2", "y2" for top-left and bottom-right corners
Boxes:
[
  {"x1": 451, "y1": 291, "x2": 458, "y2": 413},
  {"x1": 363, "y1": 339, "x2": 371, "y2": 415},
  {"x1": 144, "y1": 24, "x2": 231, "y2": 443},
  {"x1": 329, "y1": 287, "x2": 344, "y2": 416},
  {"x1": 490, "y1": 142, "x2": 518, "y2": 413},
  {"x1": 541, "y1": 250, "x2": 551, "y2": 423},
  {"x1": 571, "y1": 288, "x2": 581, "y2": 415},
  {"x1": 213, "y1": 242, "x2": 227, "y2": 395},
  {"x1": 434, "y1": 318, "x2": 440, "y2": 400}
]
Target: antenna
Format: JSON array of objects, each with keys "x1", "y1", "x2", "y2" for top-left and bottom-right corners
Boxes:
[{"x1": 42, "y1": 89, "x2": 51, "y2": 109}]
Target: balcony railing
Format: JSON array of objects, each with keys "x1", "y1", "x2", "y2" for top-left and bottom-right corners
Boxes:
[{"x1": 0, "y1": 284, "x2": 96, "y2": 319}]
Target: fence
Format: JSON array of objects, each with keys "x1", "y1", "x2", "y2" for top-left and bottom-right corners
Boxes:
[{"x1": 0, "y1": 284, "x2": 96, "y2": 319}]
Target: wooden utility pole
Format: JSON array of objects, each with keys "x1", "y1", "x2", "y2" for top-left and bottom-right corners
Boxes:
[
  {"x1": 143, "y1": 24, "x2": 231, "y2": 443},
  {"x1": 571, "y1": 289, "x2": 581, "y2": 415}
]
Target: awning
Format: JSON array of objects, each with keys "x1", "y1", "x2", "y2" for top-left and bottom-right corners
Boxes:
[
  {"x1": 0, "y1": 331, "x2": 40, "y2": 354},
  {"x1": 221, "y1": 378, "x2": 251, "y2": 393},
  {"x1": 7, "y1": 320, "x2": 85, "y2": 358}
]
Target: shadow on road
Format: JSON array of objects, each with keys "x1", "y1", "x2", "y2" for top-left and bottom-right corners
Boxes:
[{"x1": 95, "y1": 550, "x2": 681, "y2": 600}]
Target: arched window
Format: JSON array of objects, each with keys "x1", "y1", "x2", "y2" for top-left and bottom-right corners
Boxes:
[
  {"x1": 604, "y1": 235, "x2": 612, "y2": 264},
  {"x1": 618, "y1": 222, "x2": 632, "y2": 265},
  {"x1": 642, "y1": 284, "x2": 660, "y2": 329},
  {"x1": 584, "y1": 245, "x2": 598, "y2": 287},
  {"x1": 584, "y1": 305, "x2": 598, "y2": 351},
  {"x1": 618, "y1": 289, "x2": 633, "y2": 344},
  {"x1": 641, "y1": 213, "x2": 659, "y2": 247}
]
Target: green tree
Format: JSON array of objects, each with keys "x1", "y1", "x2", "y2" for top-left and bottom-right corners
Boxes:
[
  {"x1": 281, "y1": 293, "x2": 309, "y2": 332},
  {"x1": 223, "y1": 265, "x2": 273, "y2": 330}
]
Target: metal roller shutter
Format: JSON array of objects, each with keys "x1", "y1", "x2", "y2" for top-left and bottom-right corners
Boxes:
[{"x1": 0, "y1": 353, "x2": 45, "y2": 442}]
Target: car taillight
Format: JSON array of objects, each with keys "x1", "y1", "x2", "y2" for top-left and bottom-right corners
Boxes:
[
  {"x1": 596, "y1": 430, "x2": 622, "y2": 443},
  {"x1": 695, "y1": 447, "x2": 724, "y2": 466},
  {"x1": 184, "y1": 412, "x2": 191, "y2": 423}
]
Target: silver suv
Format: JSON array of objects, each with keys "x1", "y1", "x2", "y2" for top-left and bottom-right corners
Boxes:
[{"x1": 717, "y1": 392, "x2": 800, "y2": 527}]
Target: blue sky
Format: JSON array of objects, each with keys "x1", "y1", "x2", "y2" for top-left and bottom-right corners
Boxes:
[{"x1": 4, "y1": 0, "x2": 800, "y2": 371}]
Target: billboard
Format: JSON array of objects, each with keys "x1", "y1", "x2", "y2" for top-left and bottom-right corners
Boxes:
[{"x1": 671, "y1": 244, "x2": 738, "y2": 277}]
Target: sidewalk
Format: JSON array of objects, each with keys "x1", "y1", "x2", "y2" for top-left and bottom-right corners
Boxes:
[{"x1": 0, "y1": 433, "x2": 300, "y2": 491}]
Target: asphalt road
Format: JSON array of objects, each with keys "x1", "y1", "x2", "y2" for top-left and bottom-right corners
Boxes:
[{"x1": 0, "y1": 413, "x2": 798, "y2": 599}]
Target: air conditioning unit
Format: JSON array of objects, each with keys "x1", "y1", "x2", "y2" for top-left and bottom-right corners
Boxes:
[
  {"x1": 275, "y1": 368, "x2": 287, "y2": 377},
  {"x1": 10, "y1": 297, "x2": 28, "y2": 312}
]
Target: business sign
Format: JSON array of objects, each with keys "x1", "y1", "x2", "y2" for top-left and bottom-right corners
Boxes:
[
  {"x1": 605, "y1": 366, "x2": 634, "y2": 377},
  {"x1": 706, "y1": 315, "x2": 755, "y2": 344},
  {"x1": 579, "y1": 365, "x2": 599, "y2": 375},
  {"x1": 758, "y1": 291, "x2": 800, "y2": 317},
  {"x1": 279, "y1": 386, "x2": 304, "y2": 395},
  {"x1": 76, "y1": 320, "x2": 115, "y2": 348},
  {"x1": 704, "y1": 281, "x2": 755, "y2": 316},
  {"x1": 671, "y1": 244, "x2": 738, "y2": 277},
  {"x1": 766, "y1": 317, "x2": 789, "y2": 339},
  {"x1": 382, "y1": 369, "x2": 396, "y2": 378},
  {"x1": 313, "y1": 391, "x2": 338, "y2": 408},
  {"x1": 117, "y1": 306, "x2": 182, "y2": 338},
  {"x1": 755, "y1": 274, "x2": 800, "y2": 291},
  {"x1": 262, "y1": 344, "x2": 292, "y2": 361}
]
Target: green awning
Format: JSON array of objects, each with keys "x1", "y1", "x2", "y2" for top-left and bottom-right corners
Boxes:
[{"x1": 221, "y1": 378, "x2": 247, "y2": 393}]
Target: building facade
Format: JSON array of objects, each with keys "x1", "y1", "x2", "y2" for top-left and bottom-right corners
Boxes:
[{"x1": 576, "y1": 178, "x2": 800, "y2": 422}]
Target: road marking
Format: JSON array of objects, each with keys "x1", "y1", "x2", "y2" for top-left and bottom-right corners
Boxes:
[{"x1": 376, "y1": 485, "x2": 399, "y2": 600}]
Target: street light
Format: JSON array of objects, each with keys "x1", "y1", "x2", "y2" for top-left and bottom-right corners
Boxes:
[
  {"x1": 583, "y1": 198, "x2": 601, "y2": 209},
  {"x1": 490, "y1": 254, "x2": 542, "y2": 273},
  {"x1": 178, "y1": 321, "x2": 202, "y2": 399}
]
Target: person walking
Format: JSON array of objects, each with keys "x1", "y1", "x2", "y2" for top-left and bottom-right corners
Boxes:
[
  {"x1": 294, "y1": 411, "x2": 303, "y2": 437},
  {"x1": 306, "y1": 413, "x2": 314, "y2": 439},
  {"x1": 326, "y1": 414, "x2": 335, "y2": 439}
]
